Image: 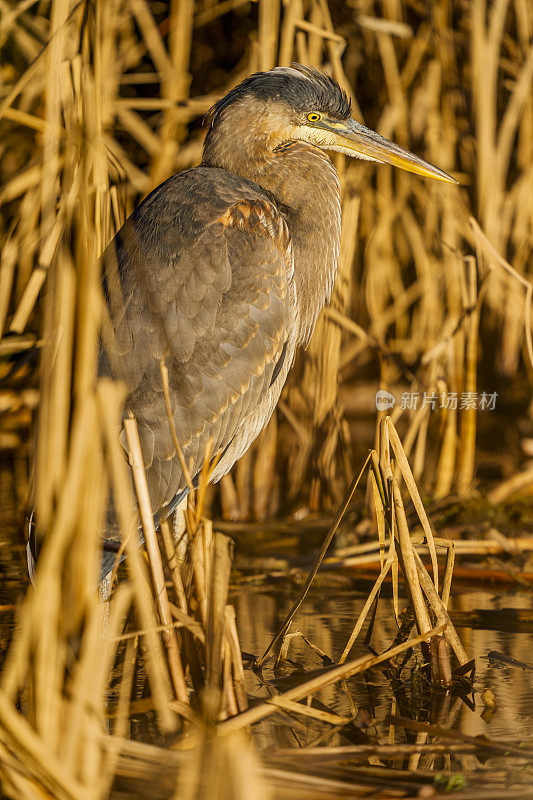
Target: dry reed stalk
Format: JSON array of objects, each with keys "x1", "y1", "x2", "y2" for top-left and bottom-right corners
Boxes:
[
  {"x1": 160, "y1": 359, "x2": 195, "y2": 501},
  {"x1": 235, "y1": 449, "x2": 253, "y2": 520},
  {"x1": 160, "y1": 518, "x2": 189, "y2": 613},
  {"x1": 392, "y1": 477, "x2": 433, "y2": 640},
  {"x1": 377, "y1": 417, "x2": 399, "y2": 618},
  {"x1": 439, "y1": 539, "x2": 455, "y2": 609},
  {"x1": 123, "y1": 414, "x2": 189, "y2": 705},
  {"x1": 101, "y1": 634, "x2": 137, "y2": 791},
  {"x1": 292, "y1": 190, "x2": 360, "y2": 505},
  {"x1": 173, "y1": 730, "x2": 269, "y2": 800},
  {"x1": 150, "y1": 0, "x2": 194, "y2": 188},
  {"x1": 411, "y1": 549, "x2": 468, "y2": 666},
  {"x1": 224, "y1": 606, "x2": 248, "y2": 713},
  {"x1": 270, "y1": 741, "x2": 488, "y2": 759},
  {"x1": 433, "y1": 367, "x2": 458, "y2": 501},
  {"x1": 98, "y1": 381, "x2": 177, "y2": 733},
  {"x1": 259, "y1": 0, "x2": 281, "y2": 71},
  {"x1": 302, "y1": 191, "x2": 361, "y2": 429},
  {"x1": 456, "y1": 257, "x2": 478, "y2": 496},
  {"x1": 487, "y1": 465, "x2": 533, "y2": 503},
  {"x1": 220, "y1": 472, "x2": 240, "y2": 520},
  {"x1": 268, "y1": 696, "x2": 351, "y2": 726},
  {"x1": 385, "y1": 417, "x2": 438, "y2": 591},
  {"x1": 331, "y1": 534, "x2": 533, "y2": 565},
  {"x1": 252, "y1": 414, "x2": 278, "y2": 520},
  {"x1": 337, "y1": 419, "x2": 465, "y2": 681},
  {"x1": 470, "y1": 216, "x2": 533, "y2": 370},
  {"x1": 278, "y1": 0, "x2": 303, "y2": 67},
  {"x1": 0, "y1": 688, "x2": 94, "y2": 800},
  {"x1": 191, "y1": 519, "x2": 213, "y2": 629},
  {"x1": 222, "y1": 644, "x2": 240, "y2": 720},
  {"x1": 206, "y1": 533, "x2": 233, "y2": 697}
]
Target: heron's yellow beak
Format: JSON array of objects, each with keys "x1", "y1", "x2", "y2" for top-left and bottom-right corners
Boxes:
[{"x1": 322, "y1": 118, "x2": 457, "y2": 183}]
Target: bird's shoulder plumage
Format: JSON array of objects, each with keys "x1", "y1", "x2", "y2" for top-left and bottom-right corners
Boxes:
[{"x1": 101, "y1": 166, "x2": 297, "y2": 517}]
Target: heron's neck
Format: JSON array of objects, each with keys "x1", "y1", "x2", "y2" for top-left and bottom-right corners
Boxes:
[{"x1": 202, "y1": 135, "x2": 341, "y2": 344}]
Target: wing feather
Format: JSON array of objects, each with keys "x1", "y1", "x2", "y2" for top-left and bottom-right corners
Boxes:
[{"x1": 101, "y1": 167, "x2": 294, "y2": 516}]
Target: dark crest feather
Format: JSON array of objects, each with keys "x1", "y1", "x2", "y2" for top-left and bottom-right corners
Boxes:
[{"x1": 204, "y1": 64, "x2": 351, "y2": 128}]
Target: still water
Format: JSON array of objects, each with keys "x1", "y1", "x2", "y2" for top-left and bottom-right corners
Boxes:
[
  {"x1": 1, "y1": 540, "x2": 532, "y2": 754},
  {"x1": 232, "y1": 583, "x2": 533, "y2": 749}
]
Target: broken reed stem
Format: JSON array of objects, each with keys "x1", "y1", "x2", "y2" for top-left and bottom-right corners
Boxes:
[
  {"x1": 160, "y1": 518, "x2": 188, "y2": 613},
  {"x1": 411, "y1": 549, "x2": 468, "y2": 665},
  {"x1": 377, "y1": 419, "x2": 400, "y2": 619},
  {"x1": 206, "y1": 533, "x2": 233, "y2": 697},
  {"x1": 385, "y1": 418, "x2": 439, "y2": 594},
  {"x1": 123, "y1": 414, "x2": 189, "y2": 705},
  {"x1": 221, "y1": 639, "x2": 239, "y2": 719},
  {"x1": 225, "y1": 606, "x2": 248, "y2": 713},
  {"x1": 392, "y1": 478, "x2": 433, "y2": 640},
  {"x1": 333, "y1": 534, "x2": 533, "y2": 562},
  {"x1": 191, "y1": 521, "x2": 212, "y2": 629},
  {"x1": 369, "y1": 451, "x2": 387, "y2": 568},
  {"x1": 219, "y1": 623, "x2": 445, "y2": 735},
  {"x1": 439, "y1": 539, "x2": 455, "y2": 608}
]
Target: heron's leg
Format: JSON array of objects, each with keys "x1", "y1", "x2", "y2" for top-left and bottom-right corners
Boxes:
[
  {"x1": 97, "y1": 575, "x2": 113, "y2": 733},
  {"x1": 99, "y1": 573, "x2": 113, "y2": 603},
  {"x1": 173, "y1": 495, "x2": 188, "y2": 563},
  {"x1": 98, "y1": 573, "x2": 113, "y2": 645}
]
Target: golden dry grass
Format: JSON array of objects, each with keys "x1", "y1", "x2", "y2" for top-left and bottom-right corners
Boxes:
[
  {"x1": 1, "y1": 0, "x2": 532, "y2": 521},
  {"x1": 0, "y1": 1, "x2": 532, "y2": 798}
]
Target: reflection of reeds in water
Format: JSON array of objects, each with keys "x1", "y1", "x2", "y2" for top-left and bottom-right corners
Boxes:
[{"x1": 253, "y1": 415, "x2": 469, "y2": 682}]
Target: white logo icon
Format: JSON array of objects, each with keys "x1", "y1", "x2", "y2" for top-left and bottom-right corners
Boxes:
[{"x1": 375, "y1": 390, "x2": 396, "y2": 411}]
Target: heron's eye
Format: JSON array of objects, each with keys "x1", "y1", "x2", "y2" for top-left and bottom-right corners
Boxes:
[{"x1": 307, "y1": 112, "x2": 322, "y2": 122}]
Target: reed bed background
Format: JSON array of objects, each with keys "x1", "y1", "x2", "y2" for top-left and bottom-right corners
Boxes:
[
  {"x1": 0, "y1": 0, "x2": 532, "y2": 798},
  {"x1": 1, "y1": 0, "x2": 532, "y2": 523}
]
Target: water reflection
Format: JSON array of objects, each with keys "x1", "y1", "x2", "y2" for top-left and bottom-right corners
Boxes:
[
  {"x1": 232, "y1": 585, "x2": 533, "y2": 749},
  {"x1": 1, "y1": 548, "x2": 531, "y2": 753}
]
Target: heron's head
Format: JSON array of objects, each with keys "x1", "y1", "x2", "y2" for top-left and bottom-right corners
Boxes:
[{"x1": 204, "y1": 65, "x2": 456, "y2": 184}]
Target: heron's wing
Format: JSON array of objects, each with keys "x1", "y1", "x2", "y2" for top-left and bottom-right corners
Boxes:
[{"x1": 101, "y1": 168, "x2": 294, "y2": 517}]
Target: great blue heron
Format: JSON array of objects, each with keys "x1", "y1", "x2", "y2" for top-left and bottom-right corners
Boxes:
[{"x1": 29, "y1": 65, "x2": 455, "y2": 581}]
